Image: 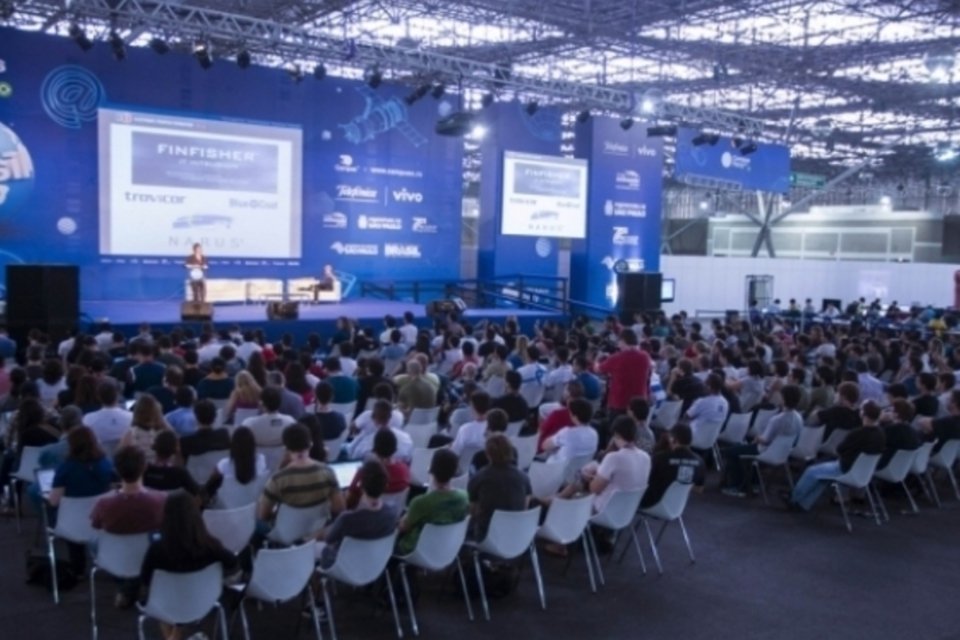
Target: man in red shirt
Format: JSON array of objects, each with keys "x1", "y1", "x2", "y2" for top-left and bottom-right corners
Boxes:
[
  {"x1": 598, "y1": 329, "x2": 652, "y2": 413},
  {"x1": 536, "y1": 381, "x2": 586, "y2": 452}
]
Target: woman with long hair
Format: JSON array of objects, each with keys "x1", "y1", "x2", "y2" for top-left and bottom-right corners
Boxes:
[
  {"x1": 12, "y1": 397, "x2": 60, "y2": 451},
  {"x1": 204, "y1": 426, "x2": 266, "y2": 496},
  {"x1": 47, "y1": 426, "x2": 114, "y2": 506},
  {"x1": 37, "y1": 358, "x2": 67, "y2": 409},
  {"x1": 224, "y1": 370, "x2": 261, "y2": 424},
  {"x1": 72, "y1": 374, "x2": 102, "y2": 414},
  {"x1": 120, "y1": 395, "x2": 170, "y2": 463},
  {"x1": 139, "y1": 491, "x2": 239, "y2": 640},
  {"x1": 246, "y1": 350, "x2": 269, "y2": 387},
  {"x1": 284, "y1": 362, "x2": 314, "y2": 406}
]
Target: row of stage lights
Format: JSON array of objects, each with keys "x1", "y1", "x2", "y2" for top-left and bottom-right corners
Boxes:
[{"x1": 67, "y1": 24, "x2": 758, "y2": 152}]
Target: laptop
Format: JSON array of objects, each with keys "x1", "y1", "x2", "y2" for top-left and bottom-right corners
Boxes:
[
  {"x1": 35, "y1": 468, "x2": 55, "y2": 497},
  {"x1": 329, "y1": 461, "x2": 363, "y2": 489}
]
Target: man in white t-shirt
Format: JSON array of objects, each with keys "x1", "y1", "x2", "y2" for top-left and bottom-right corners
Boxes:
[
  {"x1": 684, "y1": 374, "x2": 729, "y2": 443},
  {"x1": 450, "y1": 391, "x2": 491, "y2": 456},
  {"x1": 516, "y1": 346, "x2": 547, "y2": 408},
  {"x1": 399, "y1": 311, "x2": 418, "y2": 346},
  {"x1": 542, "y1": 398, "x2": 598, "y2": 466},
  {"x1": 83, "y1": 382, "x2": 133, "y2": 444},
  {"x1": 242, "y1": 387, "x2": 297, "y2": 447},
  {"x1": 583, "y1": 415, "x2": 651, "y2": 513},
  {"x1": 346, "y1": 399, "x2": 413, "y2": 461},
  {"x1": 236, "y1": 331, "x2": 262, "y2": 365},
  {"x1": 543, "y1": 346, "x2": 577, "y2": 400}
]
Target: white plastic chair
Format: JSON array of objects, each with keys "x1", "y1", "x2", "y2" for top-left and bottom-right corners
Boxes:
[
  {"x1": 324, "y1": 431, "x2": 349, "y2": 462},
  {"x1": 831, "y1": 453, "x2": 882, "y2": 532},
  {"x1": 718, "y1": 413, "x2": 751, "y2": 446},
  {"x1": 690, "y1": 421, "x2": 723, "y2": 471},
  {"x1": 317, "y1": 532, "x2": 402, "y2": 640},
  {"x1": 928, "y1": 439, "x2": 960, "y2": 501},
  {"x1": 330, "y1": 402, "x2": 357, "y2": 423},
  {"x1": 741, "y1": 435, "x2": 797, "y2": 504},
  {"x1": 259, "y1": 445, "x2": 286, "y2": 472},
  {"x1": 405, "y1": 422, "x2": 437, "y2": 450},
  {"x1": 651, "y1": 400, "x2": 682, "y2": 431},
  {"x1": 91, "y1": 532, "x2": 151, "y2": 640},
  {"x1": 458, "y1": 446, "x2": 483, "y2": 476},
  {"x1": 186, "y1": 450, "x2": 225, "y2": 484},
  {"x1": 591, "y1": 490, "x2": 646, "y2": 584},
  {"x1": 234, "y1": 542, "x2": 322, "y2": 640},
  {"x1": 790, "y1": 426, "x2": 825, "y2": 464},
  {"x1": 450, "y1": 474, "x2": 469, "y2": 491},
  {"x1": 528, "y1": 461, "x2": 568, "y2": 500},
  {"x1": 749, "y1": 409, "x2": 778, "y2": 438},
  {"x1": 909, "y1": 441, "x2": 939, "y2": 507},
  {"x1": 11, "y1": 445, "x2": 44, "y2": 533},
  {"x1": 636, "y1": 481, "x2": 695, "y2": 575},
  {"x1": 45, "y1": 493, "x2": 107, "y2": 604},
  {"x1": 267, "y1": 503, "x2": 330, "y2": 546},
  {"x1": 215, "y1": 472, "x2": 269, "y2": 510},
  {"x1": 203, "y1": 503, "x2": 256, "y2": 554},
  {"x1": 382, "y1": 488, "x2": 410, "y2": 512},
  {"x1": 536, "y1": 495, "x2": 596, "y2": 592},
  {"x1": 509, "y1": 434, "x2": 537, "y2": 472},
  {"x1": 407, "y1": 407, "x2": 440, "y2": 426},
  {"x1": 394, "y1": 518, "x2": 473, "y2": 635},
  {"x1": 818, "y1": 428, "x2": 848, "y2": 457},
  {"x1": 872, "y1": 448, "x2": 921, "y2": 519},
  {"x1": 231, "y1": 408, "x2": 260, "y2": 427},
  {"x1": 465, "y1": 507, "x2": 544, "y2": 620},
  {"x1": 505, "y1": 420, "x2": 526, "y2": 438},
  {"x1": 137, "y1": 563, "x2": 229, "y2": 640},
  {"x1": 448, "y1": 408, "x2": 472, "y2": 438},
  {"x1": 409, "y1": 447, "x2": 441, "y2": 486}
]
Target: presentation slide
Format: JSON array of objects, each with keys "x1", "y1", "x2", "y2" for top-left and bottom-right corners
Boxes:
[
  {"x1": 500, "y1": 151, "x2": 588, "y2": 239},
  {"x1": 98, "y1": 108, "x2": 303, "y2": 258}
]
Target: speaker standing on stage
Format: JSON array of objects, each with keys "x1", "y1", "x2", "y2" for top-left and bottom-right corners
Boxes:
[{"x1": 185, "y1": 243, "x2": 209, "y2": 303}]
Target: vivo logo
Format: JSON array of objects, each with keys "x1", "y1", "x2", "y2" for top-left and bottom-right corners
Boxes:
[
  {"x1": 392, "y1": 188, "x2": 423, "y2": 203},
  {"x1": 636, "y1": 145, "x2": 657, "y2": 157}
]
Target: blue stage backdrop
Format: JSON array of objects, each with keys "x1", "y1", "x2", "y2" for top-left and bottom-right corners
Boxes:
[
  {"x1": 674, "y1": 127, "x2": 791, "y2": 193},
  {"x1": 477, "y1": 102, "x2": 563, "y2": 283},
  {"x1": 0, "y1": 28, "x2": 462, "y2": 302},
  {"x1": 570, "y1": 117, "x2": 664, "y2": 310}
]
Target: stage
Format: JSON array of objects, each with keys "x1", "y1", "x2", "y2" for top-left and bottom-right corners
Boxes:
[{"x1": 79, "y1": 298, "x2": 566, "y2": 343}]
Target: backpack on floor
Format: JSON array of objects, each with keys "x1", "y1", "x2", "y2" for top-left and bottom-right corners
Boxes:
[{"x1": 25, "y1": 549, "x2": 78, "y2": 593}]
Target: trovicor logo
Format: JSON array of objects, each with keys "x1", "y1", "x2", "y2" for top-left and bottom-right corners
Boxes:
[
  {"x1": 392, "y1": 188, "x2": 423, "y2": 203},
  {"x1": 336, "y1": 184, "x2": 378, "y2": 202},
  {"x1": 124, "y1": 192, "x2": 186, "y2": 205}
]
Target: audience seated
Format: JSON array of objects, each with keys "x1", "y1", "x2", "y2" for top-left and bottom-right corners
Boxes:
[
  {"x1": 467, "y1": 434, "x2": 531, "y2": 540},
  {"x1": 397, "y1": 448, "x2": 468, "y2": 554},
  {"x1": 345, "y1": 428, "x2": 410, "y2": 509},
  {"x1": 642, "y1": 423, "x2": 705, "y2": 509},
  {"x1": 178, "y1": 399, "x2": 230, "y2": 461},
  {"x1": 143, "y1": 430, "x2": 199, "y2": 495},
  {"x1": 541, "y1": 398, "x2": 598, "y2": 466}
]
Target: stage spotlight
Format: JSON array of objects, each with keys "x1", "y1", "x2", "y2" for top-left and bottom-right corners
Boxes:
[
  {"x1": 431, "y1": 82, "x2": 445, "y2": 99},
  {"x1": 313, "y1": 63, "x2": 326, "y2": 80},
  {"x1": 639, "y1": 88, "x2": 663, "y2": 115},
  {"x1": 287, "y1": 64, "x2": 303, "y2": 84},
  {"x1": 364, "y1": 65, "x2": 382, "y2": 88},
  {"x1": 692, "y1": 132, "x2": 721, "y2": 146},
  {"x1": 148, "y1": 37, "x2": 169, "y2": 55},
  {"x1": 470, "y1": 124, "x2": 487, "y2": 140},
  {"x1": 576, "y1": 109, "x2": 590, "y2": 123},
  {"x1": 481, "y1": 92, "x2": 495, "y2": 108},
  {"x1": 740, "y1": 140, "x2": 758, "y2": 155},
  {"x1": 236, "y1": 49, "x2": 251, "y2": 69},
  {"x1": 620, "y1": 117, "x2": 634, "y2": 131},
  {"x1": 193, "y1": 42, "x2": 213, "y2": 69},
  {"x1": 524, "y1": 100, "x2": 539, "y2": 115},
  {"x1": 109, "y1": 31, "x2": 126, "y2": 61},
  {"x1": 69, "y1": 24, "x2": 93, "y2": 52},
  {"x1": 879, "y1": 195, "x2": 892, "y2": 208},
  {"x1": 646, "y1": 125, "x2": 677, "y2": 137},
  {"x1": 404, "y1": 83, "x2": 431, "y2": 105}
]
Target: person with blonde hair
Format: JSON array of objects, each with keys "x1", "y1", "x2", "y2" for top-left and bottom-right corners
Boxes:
[
  {"x1": 225, "y1": 370, "x2": 261, "y2": 423},
  {"x1": 120, "y1": 395, "x2": 171, "y2": 463}
]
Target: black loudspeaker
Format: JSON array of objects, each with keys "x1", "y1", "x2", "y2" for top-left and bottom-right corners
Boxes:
[
  {"x1": 180, "y1": 302, "x2": 214, "y2": 321},
  {"x1": 267, "y1": 301, "x2": 299, "y2": 320},
  {"x1": 617, "y1": 272, "x2": 662, "y2": 322},
  {"x1": 5, "y1": 265, "x2": 79, "y2": 345},
  {"x1": 425, "y1": 299, "x2": 464, "y2": 318}
]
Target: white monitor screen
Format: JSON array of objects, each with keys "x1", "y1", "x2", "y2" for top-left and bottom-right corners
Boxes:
[
  {"x1": 500, "y1": 151, "x2": 588, "y2": 239},
  {"x1": 661, "y1": 278, "x2": 676, "y2": 302},
  {"x1": 98, "y1": 107, "x2": 303, "y2": 259},
  {"x1": 329, "y1": 461, "x2": 363, "y2": 489}
]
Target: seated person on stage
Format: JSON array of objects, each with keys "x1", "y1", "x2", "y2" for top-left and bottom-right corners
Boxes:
[
  {"x1": 317, "y1": 264, "x2": 337, "y2": 291},
  {"x1": 785, "y1": 401, "x2": 886, "y2": 511},
  {"x1": 317, "y1": 460, "x2": 398, "y2": 568}
]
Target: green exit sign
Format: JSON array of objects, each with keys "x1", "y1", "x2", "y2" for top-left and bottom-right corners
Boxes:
[{"x1": 790, "y1": 172, "x2": 826, "y2": 188}]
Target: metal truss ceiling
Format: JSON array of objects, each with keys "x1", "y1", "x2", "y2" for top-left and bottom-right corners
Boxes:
[{"x1": 4, "y1": 0, "x2": 960, "y2": 175}]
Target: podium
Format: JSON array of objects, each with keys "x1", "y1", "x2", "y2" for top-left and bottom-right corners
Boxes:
[{"x1": 181, "y1": 301, "x2": 214, "y2": 321}]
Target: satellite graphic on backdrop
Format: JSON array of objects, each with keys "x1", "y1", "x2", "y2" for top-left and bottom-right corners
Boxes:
[{"x1": 339, "y1": 86, "x2": 427, "y2": 147}]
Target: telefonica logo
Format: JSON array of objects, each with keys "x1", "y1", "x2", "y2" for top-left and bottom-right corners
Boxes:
[
  {"x1": 336, "y1": 184, "x2": 378, "y2": 202},
  {"x1": 392, "y1": 188, "x2": 423, "y2": 203},
  {"x1": 603, "y1": 141, "x2": 629, "y2": 156}
]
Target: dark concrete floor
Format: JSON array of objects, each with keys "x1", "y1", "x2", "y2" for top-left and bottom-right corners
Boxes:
[{"x1": 2, "y1": 470, "x2": 959, "y2": 640}]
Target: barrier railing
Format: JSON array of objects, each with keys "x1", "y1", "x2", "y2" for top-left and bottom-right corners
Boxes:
[{"x1": 360, "y1": 275, "x2": 571, "y2": 315}]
